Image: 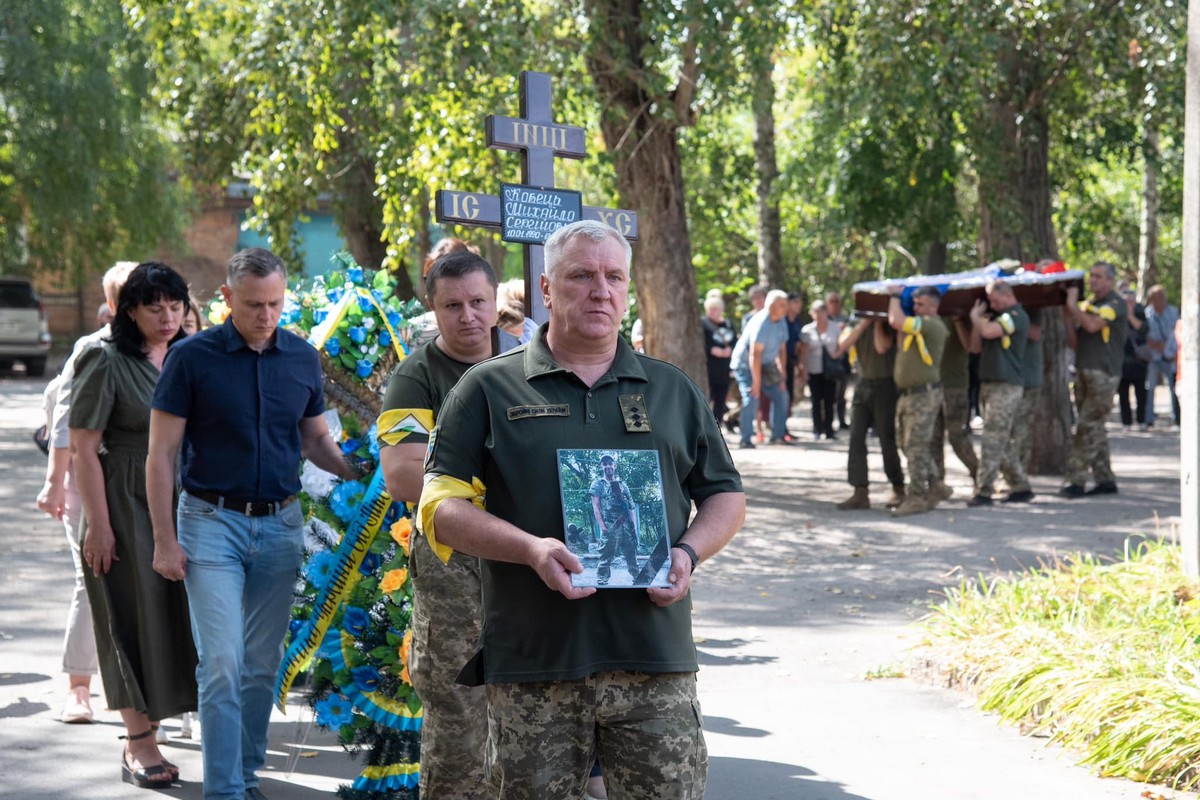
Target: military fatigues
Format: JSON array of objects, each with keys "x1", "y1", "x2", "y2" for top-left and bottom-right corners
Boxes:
[
  {"x1": 1068, "y1": 292, "x2": 1128, "y2": 487},
  {"x1": 846, "y1": 326, "x2": 903, "y2": 489},
  {"x1": 975, "y1": 304, "x2": 1030, "y2": 496},
  {"x1": 894, "y1": 316, "x2": 949, "y2": 496},
  {"x1": 425, "y1": 326, "x2": 742, "y2": 800},
  {"x1": 1006, "y1": 334, "x2": 1043, "y2": 479},
  {"x1": 933, "y1": 319, "x2": 979, "y2": 481},
  {"x1": 590, "y1": 475, "x2": 639, "y2": 584},
  {"x1": 377, "y1": 339, "x2": 488, "y2": 800}
]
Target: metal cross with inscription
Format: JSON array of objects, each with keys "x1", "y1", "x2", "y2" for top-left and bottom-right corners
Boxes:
[{"x1": 434, "y1": 71, "x2": 638, "y2": 324}]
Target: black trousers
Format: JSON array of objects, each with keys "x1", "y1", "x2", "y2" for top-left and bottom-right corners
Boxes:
[
  {"x1": 847, "y1": 378, "x2": 904, "y2": 487},
  {"x1": 808, "y1": 373, "x2": 837, "y2": 437}
]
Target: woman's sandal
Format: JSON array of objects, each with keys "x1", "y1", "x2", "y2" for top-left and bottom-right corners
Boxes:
[
  {"x1": 120, "y1": 729, "x2": 175, "y2": 789},
  {"x1": 148, "y1": 725, "x2": 181, "y2": 780}
]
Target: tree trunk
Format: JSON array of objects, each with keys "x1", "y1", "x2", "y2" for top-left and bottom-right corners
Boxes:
[
  {"x1": 922, "y1": 239, "x2": 947, "y2": 275},
  {"x1": 976, "y1": 96, "x2": 1070, "y2": 474},
  {"x1": 752, "y1": 63, "x2": 784, "y2": 290},
  {"x1": 1136, "y1": 125, "x2": 1160, "y2": 300},
  {"x1": 583, "y1": 0, "x2": 706, "y2": 386}
]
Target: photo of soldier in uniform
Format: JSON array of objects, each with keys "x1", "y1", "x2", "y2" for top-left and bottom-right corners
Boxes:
[{"x1": 556, "y1": 449, "x2": 671, "y2": 588}]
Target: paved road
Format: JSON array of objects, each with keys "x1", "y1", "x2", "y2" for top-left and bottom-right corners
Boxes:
[{"x1": 0, "y1": 367, "x2": 1189, "y2": 799}]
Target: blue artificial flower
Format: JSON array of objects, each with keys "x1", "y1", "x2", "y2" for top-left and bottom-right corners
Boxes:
[
  {"x1": 357, "y1": 293, "x2": 373, "y2": 312},
  {"x1": 359, "y1": 551, "x2": 381, "y2": 575},
  {"x1": 356, "y1": 359, "x2": 372, "y2": 379},
  {"x1": 342, "y1": 606, "x2": 371, "y2": 637},
  {"x1": 340, "y1": 437, "x2": 361, "y2": 455},
  {"x1": 348, "y1": 326, "x2": 367, "y2": 344},
  {"x1": 325, "y1": 338, "x2": 341, "y2": 357},
  {"x1": 328, "y1": 287, "x2": 344, "y2": 304},
  {"x1": 378, "y1": 328, "x2": 391, "y2": 348},
  {"x1": 313, "y1": 308, "x2": 328, "y2": 325},
  {"x1": 351, "y1": 665, "x2": 381, "y2": 693},
  {"x1": 382, "y1": 501, "x2": 402, "y2": 527},
  {"x1": 303, "y1": 550, "x2": 339, "y2": 590},
  {"x1": 314, "y1": 693, "x2": 355, "y2": 729},
  {"x1": 288, "y1": 618, "x2": 304, "y2": 637},
  {"x1": 386, "y1": 310, "x2": 401, "y2": 330},
  {"x1": 348, "y1": 266, "x2": 364, "y2": 285},
  {"x1": 317, "y1": 632, "x2": 343, "y2": 661},
  {"x1": 329, "y1": 480, "x2": 365, "y2": 524},
  {"x1": 367, "y1": 423, "x2": 381, "y2": 460}
]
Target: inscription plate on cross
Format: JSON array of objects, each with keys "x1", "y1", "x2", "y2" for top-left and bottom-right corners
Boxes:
[{"x1": 434, "y1": 70, "x2": 638, "y2": 324}]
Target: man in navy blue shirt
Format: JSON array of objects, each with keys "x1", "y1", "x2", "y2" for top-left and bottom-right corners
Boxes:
[{"x1": 147, "y1": 248, "x2": 356, "y2": 800}]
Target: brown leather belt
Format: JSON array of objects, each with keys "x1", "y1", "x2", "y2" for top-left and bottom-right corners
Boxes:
[{"x1": 188, "y1": 489, "x2": 298, "y2": 517}]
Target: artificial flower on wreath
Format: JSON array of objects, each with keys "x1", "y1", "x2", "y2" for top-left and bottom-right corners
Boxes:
[{"x1": 268, "y1": 253, "x2": 426, "y2": 800}]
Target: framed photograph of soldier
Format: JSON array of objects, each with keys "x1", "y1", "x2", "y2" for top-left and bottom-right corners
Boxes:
[{"x1": 556, "y1": 448, "x2": 671, "y2": 588}]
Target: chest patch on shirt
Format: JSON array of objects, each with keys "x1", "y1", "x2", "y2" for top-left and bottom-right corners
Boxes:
[
  {"x1": 619, "y1": 394, "x2": 651, "y2": 432},
  {"x1": 507, "y1": 403, "x2": 570, "y2": 421}
]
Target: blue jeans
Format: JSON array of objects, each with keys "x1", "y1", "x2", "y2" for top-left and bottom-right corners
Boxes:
[
  {"x1": 1145, "y1": 359, "x2": 1179, "y2": 426},
  {"x1": 735, "y1": 366, "x2": 788, "y2": 444},
  {"x1": 178, "y1": 491, "x2": 304, "y2": 800}
]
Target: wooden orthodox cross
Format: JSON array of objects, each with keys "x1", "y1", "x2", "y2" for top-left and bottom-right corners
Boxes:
[{"x1": 435, "y1": 71, "x2": 638, "y2": 324}]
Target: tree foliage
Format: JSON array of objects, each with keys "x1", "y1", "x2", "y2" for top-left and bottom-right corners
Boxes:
[{"x1": 0, "y1": 0, "x2": 184, "y2": 288}]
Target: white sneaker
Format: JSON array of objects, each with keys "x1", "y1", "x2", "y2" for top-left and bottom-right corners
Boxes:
[
  {"x1": 60, "y1": 686, "x2": 93, "y2": 724},
  {"x1": 180, "y1": 712, "x2": 197, "y2": 739}
]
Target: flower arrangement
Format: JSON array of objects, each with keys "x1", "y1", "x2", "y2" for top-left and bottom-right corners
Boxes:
[{"x1": 253, "y1": 253, "x2": 428, "y2": 800}]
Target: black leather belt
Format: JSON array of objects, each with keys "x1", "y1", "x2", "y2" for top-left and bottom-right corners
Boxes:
[
  {"x1": 899, "y1": 382, "x2": 941, "y2": 397},
  {"x1": 188, "y1": 489, "x2": 297, "y2": 517}
]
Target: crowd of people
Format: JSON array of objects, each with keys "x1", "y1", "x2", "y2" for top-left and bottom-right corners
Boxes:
[
  {"x1": 30, "y1": 229, "x2": 1183, "y2": 800},
  {"x1": 703, "y1": 261, "x2": 1182, "y2": 517}
]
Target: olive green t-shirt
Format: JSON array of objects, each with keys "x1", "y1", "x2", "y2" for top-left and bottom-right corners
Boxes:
[
  {"x1": 1075, "y1": 291, "x2": 1128, "y2": 376},
  {"x1": 1023, "y1": 337, "x2": 1044, "y2": 389},
  {"x1": 426, "y1": 327, "x2": 743, "y2": 684},
  {"x1": 893, "y1": 315, "x2": 948, "y2": 390},
  {"x1": 979, "y1": 303, "x2": 1029, "y2": 386},
  {"x1": 378, "y1": 338, "x2": 475, "y2": 448},
  {"x1": 855, "y1": 323, "x2": 896, "y2": 381},
  {"x1": 939, "y1": 318, "x2": 969, "y2": 390}
]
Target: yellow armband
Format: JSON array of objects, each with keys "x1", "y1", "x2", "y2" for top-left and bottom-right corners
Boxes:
[
  {"x1": 376, "y1": 408, "x2": 435, "y2": 446},
  {"x1": 900, "y1": 316, "x2": 933, "y2": 366},
  {"x1": 1078, "y1": 301, "x2": 1118, "y2": 342},
  {"x1": 415, "y1": 474, "x2": 487, "y2": 564},
  {"x1": 997, "y1": 313, "x2": 1015, "y2": 349}
]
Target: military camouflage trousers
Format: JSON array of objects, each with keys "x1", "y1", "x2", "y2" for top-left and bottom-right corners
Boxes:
[
  {"x1": 933, "y1": 387, "x2": 979, "y2": 480},
  {"x1": 976, "y1": 382, "x2": 1028, "y2": 495},
  {"x1": 897, "y1": 386, "x2": 944, "y2": 495},
  {"x1": 1068, "y1": 368, "x2": 1120, "y2": 486},
  {"x1": 485, "y1": 671, "x2": 706, "y2": 800},
  {"x1": 1008, "y1": 386, "x2": 1041, "y2": 479},
  {"x1": 409, "y1": 533, "x2": 489, "y2": 799}
]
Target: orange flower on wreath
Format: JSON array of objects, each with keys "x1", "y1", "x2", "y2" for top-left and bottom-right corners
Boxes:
[
  {"x1": 389, "y1": 517, "x2": 412, "y2": 556},
  {"x1": 398, "y1": 628, "x2": 413, "y2": 685},
  {"x1": 380, "y1": 567, "x2": 408, "y2": 595}
]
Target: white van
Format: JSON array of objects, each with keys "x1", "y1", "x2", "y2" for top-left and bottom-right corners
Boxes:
[{"x1": 0, "y1": 277, "x2": 51, "y2": 376}]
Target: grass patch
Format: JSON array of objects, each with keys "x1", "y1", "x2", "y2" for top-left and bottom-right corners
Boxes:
[
  {"x1": 916, "y1": 538, "x2": 1200, "y2": 790},
  {"x1": 864, "y1": 663, "x2": 906, "y2": 681}
]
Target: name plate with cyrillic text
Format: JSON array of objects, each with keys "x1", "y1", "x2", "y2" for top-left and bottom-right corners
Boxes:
[{"x1": 500, "y1": 184, "x2": 583, "y2": 245}]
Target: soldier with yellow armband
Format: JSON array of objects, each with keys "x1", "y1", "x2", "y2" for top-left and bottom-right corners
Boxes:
[
  {"x1": 967, "y1": 280, "x2": 1031, "y2": 506},
  {"x1": 1061, "y1": 261, "x2": 1128, "y2": 497},
  {"x1": 886, "y1": 284, "x2": 949, "y2": 516},
  {"x1": 377, "y1": 250, "x2": 524, "y2": 799}
]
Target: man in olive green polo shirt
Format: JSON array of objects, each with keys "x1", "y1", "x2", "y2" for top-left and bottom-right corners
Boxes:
[
  {"x1": 417, "y1": 220, "x2": 746, "y2": 800},
  {"x1": 1061, "y1": 261, "x2": 1128, "y2": 497},
  {"x1": 932, "y1": 316, "x2": 978, "y2": 495},
  {"x1": 377, "y1": 249, "x2": 523, "y2": 800},
  {"x1": 886, "y1": 285, "x2": 949, "y2": 517},
  {"x1": 967, "y1": 280, "x2": 1032, "y2": 506}
]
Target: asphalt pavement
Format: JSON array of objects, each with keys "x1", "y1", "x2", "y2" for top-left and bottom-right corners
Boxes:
[{"x1": 0, "y1": 366, "x2": 1190, "y2": 800}]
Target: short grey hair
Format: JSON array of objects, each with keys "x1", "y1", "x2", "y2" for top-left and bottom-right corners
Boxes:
[
  {"x1": 704, "y1": 295, "x2": 725, "y2": 312},
  {"x1": 1092, "y1": 261, "x2": 1117, "y2": 279},
  {"x1": 544, "y1": 221, "x2": 631, "y2": 279},
  {"x1": 228, "y1": 247, "x2": 287, "y2": 285},
  {"x1": 765, "y1": 289, "x2": 789, "y2": 306}
]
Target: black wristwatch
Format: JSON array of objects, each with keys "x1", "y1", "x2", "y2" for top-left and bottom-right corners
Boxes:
[{"x1": 673, "y1": 543, "x2": 699, "y2": 574}]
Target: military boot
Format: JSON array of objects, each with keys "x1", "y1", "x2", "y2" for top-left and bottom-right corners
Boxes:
[
  {"x1": 892, "y1": 493, "x2": 929, "y2": 517},
  {"x1": 926, "y1": 479, "x2": 955, "y2": 503},
  {"x1": 884, "y1": 484, "x2": 906, "y2": 509},
  {"x1": 836, "y1": 487, "x2": 870, "y2": 510}
]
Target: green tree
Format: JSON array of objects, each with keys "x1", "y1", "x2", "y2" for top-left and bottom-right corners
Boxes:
[{"x1": 1, "y1": 0, "x2": 183, "y2": 326}]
